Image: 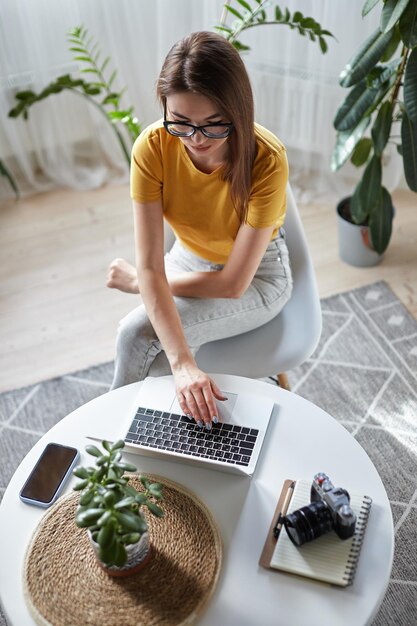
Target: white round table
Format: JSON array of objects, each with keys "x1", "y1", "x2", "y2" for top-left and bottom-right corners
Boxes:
[{"x1": 0, "y1": 375, "x2": 393, "y2": 626}]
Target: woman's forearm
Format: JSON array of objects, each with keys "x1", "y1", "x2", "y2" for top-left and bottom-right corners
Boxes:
[
  {"x1": 138, "y1": 269, "x2": 195, "y2": 369},
  {"x1": 167, "y1": 270, "x2": 240, "y2": 299}
]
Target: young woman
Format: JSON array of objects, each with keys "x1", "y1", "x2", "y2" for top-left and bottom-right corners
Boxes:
[{"x1": 107, "y1": 31, "x2": 292, "y2": 430}]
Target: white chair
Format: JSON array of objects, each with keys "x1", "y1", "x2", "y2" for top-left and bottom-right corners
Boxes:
[{"x1": 164, "y1": 184, "x2": 322, "y2": 389}]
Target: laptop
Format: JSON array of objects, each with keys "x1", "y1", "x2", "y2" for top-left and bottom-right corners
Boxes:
[{"x1": 121, "y1": 377, "x2": 274, "y2": 476}]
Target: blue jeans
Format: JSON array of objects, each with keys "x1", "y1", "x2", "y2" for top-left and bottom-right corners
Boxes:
[{"x1": 111, "y1": 233, "x2": 292, "y2": 388}]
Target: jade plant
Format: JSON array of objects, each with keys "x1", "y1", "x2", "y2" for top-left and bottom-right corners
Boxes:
[
  {"x1": 73, "y1": 440, "x2": 163, "y2": 568},
  {"x1": 8, "y1": 27, "x2": 141, "y2": 169},
  {"x1": 331, "y1": 0, "x2": 417, "y2": 254},
  {"x1": 216, "y1": 0, "x2": 334, "y2": 53}
]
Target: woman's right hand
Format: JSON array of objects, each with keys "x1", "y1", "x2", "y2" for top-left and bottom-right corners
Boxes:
[{"x1": 173, "y1": 364, "x2": 227, "y2": 430}]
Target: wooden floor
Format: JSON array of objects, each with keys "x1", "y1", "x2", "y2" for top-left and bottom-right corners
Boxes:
[{"x1": 1, "y1": 184, "x2": 416, "y2": 393}]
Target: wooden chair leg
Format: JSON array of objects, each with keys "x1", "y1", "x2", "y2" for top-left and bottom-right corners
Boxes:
[{"x1": 276, "y1": 373, "x2": 290, "y2": 391}]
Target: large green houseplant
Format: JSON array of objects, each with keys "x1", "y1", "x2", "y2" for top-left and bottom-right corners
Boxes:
[
  {"x1": 331, "y1": 0, "x2": 417, "y2": 261},
  {"x1": 73, "y1": 439, "x2": 163, "y2": 575}
]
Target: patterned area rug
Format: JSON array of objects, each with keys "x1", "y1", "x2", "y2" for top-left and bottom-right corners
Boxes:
[{"x1": 0, "y1": 281, "x2": 416, "y2": 625}]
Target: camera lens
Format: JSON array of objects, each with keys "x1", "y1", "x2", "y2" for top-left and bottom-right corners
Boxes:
[{"x1": 283, "y1": 501, "x2": 334, "y2": 546}]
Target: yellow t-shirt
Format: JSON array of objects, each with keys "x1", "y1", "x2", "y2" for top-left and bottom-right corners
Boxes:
[{"x1": 130, "y1": 120, "x2": 288, "y2": 263}]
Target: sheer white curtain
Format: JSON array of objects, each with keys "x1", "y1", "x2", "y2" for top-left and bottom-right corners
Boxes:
[
  {"x1": 243, "y1": 0, "x2": 401, "y2": 201},
  {"x1": 0, "y1": 0, "x2": 400, "y2": 202},
  {"x1": 0, "y1": 0, "x2": 221, "y2": 199}
]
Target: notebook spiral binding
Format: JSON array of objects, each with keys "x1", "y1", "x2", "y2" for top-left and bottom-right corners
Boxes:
[{"x1": 342, "y1": 495, "x2": 373, "y2": 585}]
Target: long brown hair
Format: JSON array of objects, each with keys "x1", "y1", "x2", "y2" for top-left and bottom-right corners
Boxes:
[{"x1": 156, "y1": 31, "x2": 256, "y2": 222}]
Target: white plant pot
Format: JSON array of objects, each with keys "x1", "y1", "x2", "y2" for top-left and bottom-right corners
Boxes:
[
  {"x1": 88, "y1": 530, "x2": 151, "y2": 577},
  {"x1": 337, "y1": 198, "x2": 383, "y2": 267}
]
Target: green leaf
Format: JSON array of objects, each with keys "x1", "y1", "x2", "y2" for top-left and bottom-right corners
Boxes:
[
  {"x1": 371, "y1": 100, "x2": 393, "y2": 156},
  {"x1": 236, "y1": 0, "x2": 252, "y2": 11},
  {"x1": 300, "y1": 17, "x2": 317, "y2": 29},
  {"x1": 134, "y1": 493, "x2": 148, "y2": 505},
  {"x1": 339, "y1": 28, "x2": 394, "y2": 87},
  {"x1": 293, "y1": 11, "x2": 303, "y2": 23},
  {"x1": 116, "y1": 511, "x2": 147, "y2": 533},
  {"x1": 97, "y1": 510, "x2": 112, "y2": 526},
  {"x1": 73, "y1": 467, "x2": 89, "y2": 479},
  {"x1": 113, "y1": 542, "x2": 127, "y2": 567},
  {"x1": 380, "y1": 24, "x2": 401, "y2": 62},
  {"x1": 74, "y1": 55, "x2": 93, "y2": 63},
  {"x1": 99, "y1": 542, "x2": 117, "y2": 566},
  {"x1": 214, "y1": 24, "x2": 234, "y2": 34},
  {"x1": 369, "y1": 187, "x2": 393, "y2": 254},
  {"x1": 122, "y1": 532, "x2": 141, "y2": 545},
  {"x1": 147, "y1": 502, "x2": 164, "y2": 518},
  {"x1": 75, "y1": 508, "x2": 103, "y2": 527},
  {"x1": 97, "y1": 524, "x2": 114, "y2": 548},
  {"x1": 350, "y1": 137, "x2": 373, "y2": 166},
  {"x1": 102, "y1": 441, "x2": 112, "y2": 452},
  {"x1": 275, "y1": 6, "x2": 282, "y2": 20},
  {"x1": 108, "y1": 69, "x2": 117, "y2": 87},
  {"x1": 111, "y1": 440, "x2": 125, "y2": 451},
  {"x1": 148, "y1": 483, "x2": 164, "y2": 499},
  {"x1": 231, "y1": 40, "x2": 251, "y2": 51},
  {"x1": 401, "y1": 112, "x2": 417, "y2": 190},
  {"x1": 79, "y1": 490, "x2": 95, "y2": 506},
  {"x1": 69, "y1": 47, "x2": 85, "y2": 54},
  {"x1": 399, "y1": 0, "x2": 417, "y2": 47},
  {"x1": 362, "y1": 0, "x2": 381, "y2": 18},
  {"x1": 351, "y1": 155, "x2": 383, "y2": 224},
  {"x1": 331, "y1": 116, "x2": 371, "y2": 171},
  {"x1": 334, "y1": 79, "x2": 376, "y2": 131},
  {"x1": 225, "y1": 4, "x2": 244, "y2": 20},
  {"x1": 114, "y1": 496, "x2": 135, "y2": 509},
  {"x1": 140, "y1": 476, "x2": 151, "y2": 490},
  {"x1": 404, "y1": 48, "x2": 417, "y2": 123},
  {"x1": 104, "y1": 490, "x2": 116, "y2": 506},
  {"x1": 73, "y1": 479, "x2": 89, "y2": 491},
  {"x1": 381, "y1": 0, "x2": 410, "y2": 34},
  {"x1": 56, "y1": 74, "x2": 77, "y2": 86},
  {"x1": 319, "y1": 37, "x2": 327, "y2": 54},
  {"x1": 101, "y1": 56, "x2": 110, "y2": 73},
  {"x1": 350, "y1": 179, "x2": 369, "y2": 224},
  {"x1": 15, "y1": 90, "x2": 36, "y2": 101}
]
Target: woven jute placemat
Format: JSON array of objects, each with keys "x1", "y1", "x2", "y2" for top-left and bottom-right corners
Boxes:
[{"x1": 23, "y1": 474, "x2": 223, "y2": 626}]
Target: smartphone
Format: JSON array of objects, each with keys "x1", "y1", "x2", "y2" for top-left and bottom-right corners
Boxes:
[{"x1": 19, "y1": 442, "x2": 80, "y2": 508}]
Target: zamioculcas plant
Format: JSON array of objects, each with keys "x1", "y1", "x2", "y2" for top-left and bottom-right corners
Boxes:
[
  {"x1": 216, "y1": 0, "x2": 334, "y2": 53},
  {"x1": 8, "y1": 27, "x2": 141, "y2": 169},
  {"x1": 331, "y1": 0, "x2": 417, "y2": 254}
]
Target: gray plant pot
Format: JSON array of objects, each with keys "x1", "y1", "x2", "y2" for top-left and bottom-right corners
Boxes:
[
  {"x1": 336, "y1": 197, "x2": 383, "y2": 267},
  {"x1": 88, "y1": 530, "x2": 151, "y2": 577}
]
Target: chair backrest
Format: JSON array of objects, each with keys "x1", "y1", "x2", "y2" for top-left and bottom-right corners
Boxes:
[{"x1": 165, "y1": 183, "x2": 322, "y2": 378}]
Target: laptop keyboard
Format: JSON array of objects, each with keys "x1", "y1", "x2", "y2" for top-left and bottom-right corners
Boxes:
[{"x1": 125, "y1": 406, "x2": 260, "y2": 467}]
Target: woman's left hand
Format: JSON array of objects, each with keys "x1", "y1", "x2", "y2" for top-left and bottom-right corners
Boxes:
[{"x1": 173, "y1": 364, "x2": 227, "y2": 430}]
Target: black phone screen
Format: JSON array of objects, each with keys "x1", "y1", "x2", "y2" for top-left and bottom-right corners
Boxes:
[{"x1": 20, "y1": 443, "x2": 79, "y2": 503}]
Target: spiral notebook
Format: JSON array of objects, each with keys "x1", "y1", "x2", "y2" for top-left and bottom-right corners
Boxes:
[{"x1": 259, "y1": 479, "x2": 372, "y2": 587}]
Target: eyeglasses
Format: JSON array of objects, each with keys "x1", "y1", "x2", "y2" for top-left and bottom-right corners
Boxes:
[{"x1": 163, "y1": 102, "x2": 233, "y2": 139}]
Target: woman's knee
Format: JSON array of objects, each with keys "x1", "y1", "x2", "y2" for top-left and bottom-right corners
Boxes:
[{"x1": 115, "y1": 306, "x2": 157, "y2": 355}]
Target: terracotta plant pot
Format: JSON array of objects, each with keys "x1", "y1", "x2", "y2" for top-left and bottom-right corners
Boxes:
[
  {"x1": 336, "y1": 197, "x2": 383, "y2": 267},
  {"x1": 88, "y1": 531, "x2": 152, "y2": 577}
]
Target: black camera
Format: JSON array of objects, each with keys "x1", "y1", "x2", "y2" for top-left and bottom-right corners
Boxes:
[{"x1": 283, "y1": 473, "x2": 356, "y2": 547}]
